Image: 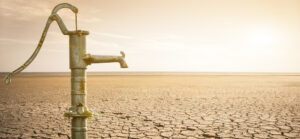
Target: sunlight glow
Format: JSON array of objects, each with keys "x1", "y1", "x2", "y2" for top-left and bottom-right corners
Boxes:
[{"x1": 247, "y1": 28, "x2": 279, "y2": 46}]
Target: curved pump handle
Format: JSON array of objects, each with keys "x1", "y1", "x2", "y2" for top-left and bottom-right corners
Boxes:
[
  {"x1": 4, "y1": 3, "x2": 78, "y2": 85},
  {"x1": 51, "y1": 3, "x2": 78, "y2": 14},
  {"x1": 52, "y1": 3, "x2": 79, "y2": 32}
]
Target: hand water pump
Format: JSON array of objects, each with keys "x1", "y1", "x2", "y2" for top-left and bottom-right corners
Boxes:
[{"x1": 4, "y1": 3, "x2": 128, "y2": 139}]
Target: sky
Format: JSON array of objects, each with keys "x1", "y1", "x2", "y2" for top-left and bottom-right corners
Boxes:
[{"x1": 0, "y1": 0, "x2": 299, "y2": 72}]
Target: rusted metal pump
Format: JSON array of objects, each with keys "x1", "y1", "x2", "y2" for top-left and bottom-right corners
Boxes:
[{"x1": 4, "y1": 3, "x2": 128, "y2": 139}]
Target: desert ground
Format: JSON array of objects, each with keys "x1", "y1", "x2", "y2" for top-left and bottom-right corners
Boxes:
[{"x1": 0, "y1": 74, "x2": 299, "y2": 139}]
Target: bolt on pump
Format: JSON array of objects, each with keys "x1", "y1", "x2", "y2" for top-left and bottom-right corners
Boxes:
[{"x1": 4, "y1": 3, "x2": 128, "y2": 139}]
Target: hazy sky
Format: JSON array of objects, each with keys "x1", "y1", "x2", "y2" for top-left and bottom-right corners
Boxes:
[{"x1": 0, "y1": 0, "x2": 299, "y2": 72}]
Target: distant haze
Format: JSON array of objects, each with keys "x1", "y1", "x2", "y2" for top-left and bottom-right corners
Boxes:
[{"x1": 0, "y1": 0, "x2": 299, "y2": 72}]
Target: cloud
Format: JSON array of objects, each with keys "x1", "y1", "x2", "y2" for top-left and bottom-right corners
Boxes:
[{"x1": 0, "y1": 0, "x2": 54, "y2": 21}]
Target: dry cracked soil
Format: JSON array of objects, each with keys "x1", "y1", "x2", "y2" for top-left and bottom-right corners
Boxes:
[{"x1": 0, "y1": 74, "x2": 299, "y2": 139}]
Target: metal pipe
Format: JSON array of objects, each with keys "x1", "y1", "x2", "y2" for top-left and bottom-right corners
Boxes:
[
  {"x1": 70, "y1": 69, "x2": 88, "y2": 139},
  {"x1": 65, "y1": 32, "x2": 91, "y2": 139}
]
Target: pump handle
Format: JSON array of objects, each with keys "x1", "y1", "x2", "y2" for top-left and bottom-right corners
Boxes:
[
  {"x1": 4, "y1": 3, "x2": 78, "y2": 84},
  {"x1": 52, "y1": 3, "x2": 78, "y2": 14}
]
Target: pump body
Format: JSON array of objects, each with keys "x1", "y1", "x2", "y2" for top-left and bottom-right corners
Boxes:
[{"x1": 68, "y1": 31, "x2": 90, "y2": 139}]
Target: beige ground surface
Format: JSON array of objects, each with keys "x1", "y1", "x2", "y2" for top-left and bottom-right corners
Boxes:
[{"x1": 0, "y1": 75, "x2": 299, "y2": 139}]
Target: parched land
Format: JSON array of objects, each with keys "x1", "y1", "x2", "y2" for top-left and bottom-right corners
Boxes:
[{"x1": 0, "y1": 75, "x2": 299, "y2": 138}]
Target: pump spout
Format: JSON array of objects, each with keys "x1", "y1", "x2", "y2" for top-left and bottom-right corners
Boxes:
[{"x1": 84, "y1": 51, "x2": 128, "y2": 68}]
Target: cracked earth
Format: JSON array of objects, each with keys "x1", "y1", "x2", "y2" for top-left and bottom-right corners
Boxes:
[{"x1": 0, "y1": 75, "x2": 299, "y2": 138}]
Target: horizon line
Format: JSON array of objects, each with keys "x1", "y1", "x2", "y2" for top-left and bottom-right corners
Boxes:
[{"x1": 1, "y1": 71, "x2": 300, "y2": 76}]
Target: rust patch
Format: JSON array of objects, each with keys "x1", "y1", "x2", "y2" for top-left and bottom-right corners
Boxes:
[{"x1": 80, "y1": 80, "x2": 85, "y2": 91}]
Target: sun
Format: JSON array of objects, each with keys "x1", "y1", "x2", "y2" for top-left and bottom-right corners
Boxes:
[{"x1": 246, "y1": 28, "x2": 279, "y2": 46}]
